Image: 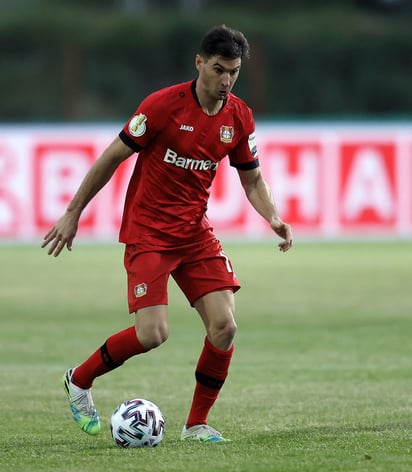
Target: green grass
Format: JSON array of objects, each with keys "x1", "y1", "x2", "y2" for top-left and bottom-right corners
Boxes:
[{"x1": 0, "y1": 241, "x2": 411, "y2": 471}]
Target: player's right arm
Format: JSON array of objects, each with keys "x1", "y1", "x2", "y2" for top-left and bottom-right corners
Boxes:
[{"x1": 41, "y1": 136, "x2": 133, "y2": 257}]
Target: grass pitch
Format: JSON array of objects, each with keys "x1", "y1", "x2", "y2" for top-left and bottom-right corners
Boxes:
[{"x1": 0, "y1": 241, "x2": 411, "y2": 471}]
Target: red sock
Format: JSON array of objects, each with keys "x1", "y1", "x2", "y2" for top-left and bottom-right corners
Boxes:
[
  {"x1": 185, "y1": 337, "x2": 234, "y2": 427},
  {"x1": 72, "y1": 326, "x2": 147, "y2": 389}
]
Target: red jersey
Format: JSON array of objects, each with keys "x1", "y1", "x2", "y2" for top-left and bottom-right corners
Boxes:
[{"x1": 118, "y1": 80, "x2": 259, "y2": 249}]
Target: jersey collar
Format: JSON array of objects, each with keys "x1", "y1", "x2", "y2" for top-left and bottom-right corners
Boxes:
[{"x1": 191, "y1": 79, "x2": 227, "y2": 114}]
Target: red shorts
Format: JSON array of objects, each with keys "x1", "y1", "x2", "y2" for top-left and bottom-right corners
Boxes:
[{"x1": 124, "y1": 238, "x2": 240, "y2": 313}]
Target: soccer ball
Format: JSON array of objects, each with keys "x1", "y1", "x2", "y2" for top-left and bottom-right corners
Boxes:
[{"x1": 110, "y1": 398, "x2": 165, "y2": 448}]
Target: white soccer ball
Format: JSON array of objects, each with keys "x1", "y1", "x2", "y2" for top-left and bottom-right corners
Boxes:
[{"x1": 110, "y1": 398, "x2": 165, "y2": 448}]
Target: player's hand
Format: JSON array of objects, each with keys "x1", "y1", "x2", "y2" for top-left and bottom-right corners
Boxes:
[
  {"x1": 271, "y1": 219, "x2": 293, "y2": 253},
  {"x1": 41, "y1": 212, "x2": 79, "y2": 257}
]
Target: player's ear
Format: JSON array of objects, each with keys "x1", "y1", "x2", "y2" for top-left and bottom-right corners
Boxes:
[{"x1": 195, "y1": 54, "x2": 203, "y2": 72}]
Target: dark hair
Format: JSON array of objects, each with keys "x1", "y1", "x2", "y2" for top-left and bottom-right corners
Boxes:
[{"x1": 199, "y1": 25, "x2": 250, "y2": 60}]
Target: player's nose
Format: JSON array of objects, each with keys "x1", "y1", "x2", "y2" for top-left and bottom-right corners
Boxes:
[{"x1": 221, "y1": 72, "x2": 231, "y2": 87}]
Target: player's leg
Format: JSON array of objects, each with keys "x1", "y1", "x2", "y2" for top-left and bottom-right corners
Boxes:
[
  {"x1": 173, "y1": 243, "x2": 240, "y2": 442},
  {"x1": 193, "y1": 289, "x2": 237, "y2": 351},
  {"x1": 63, "y1": 305, "x2": 168, "y2": 435},
  {"x1": 63, "y1": 246, "x2": 173, "y2": 435},
  {"x1": 70, "y1": 305, "x2": 168, "y2": 389},
  {"x1": 181, "y1": 290, "x2": 236, "y2": 442},
  {"x1": 134, "y1": 304, "x2": 169, "y2": 349}
]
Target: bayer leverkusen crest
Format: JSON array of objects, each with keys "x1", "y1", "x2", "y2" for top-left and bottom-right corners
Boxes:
[
  {"x1": 134, "y1": 283, "x2": 147, "y2": 298},
  {"x1": 220, "y1": 126, "x2": 234, "y2": 143}
]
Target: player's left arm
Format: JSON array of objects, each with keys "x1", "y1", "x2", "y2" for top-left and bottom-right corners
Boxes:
[{"x1": 237, "y1": 167, "x2": 293, "y2": 252}]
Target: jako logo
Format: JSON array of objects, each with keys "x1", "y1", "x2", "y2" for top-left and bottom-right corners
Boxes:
[
  {"x1": 163, "y1": 148, "x2": 219, "y2": 171},
  {"x1": 180, "y1": 124, "x2": 194, "y2": 132}
]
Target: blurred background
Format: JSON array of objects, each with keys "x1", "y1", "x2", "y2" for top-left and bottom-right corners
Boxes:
[
  {"x1": 1, "y1": 0, "x2": 412, "y2": 242},
  {"x1": 1, "y1": 0, "x2": 411, "y2": 121}
]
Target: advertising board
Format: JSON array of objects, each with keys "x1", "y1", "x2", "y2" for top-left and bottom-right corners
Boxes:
[{"x1": 1, "y1": 123, "x2": 411, "y2": 242}]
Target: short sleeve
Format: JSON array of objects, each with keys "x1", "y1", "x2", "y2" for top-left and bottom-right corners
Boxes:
[
  {"x1": 119, "y1": 90, "x2": 168, "y2": 152},
  {"x1": 228, "y1": 107, "x2": 260, "y2": 170}
]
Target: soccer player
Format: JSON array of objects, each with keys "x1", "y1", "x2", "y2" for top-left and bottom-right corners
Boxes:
[{"x1": 42, "y1": 24, "x2": 293, "y2": 442}]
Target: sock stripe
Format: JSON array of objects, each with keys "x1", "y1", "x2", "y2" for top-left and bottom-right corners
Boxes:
[
  {"x1": 195, "y1": 370, "x2": 225, "y2": 390},
  {"x1": 100, "y1": 341, "x2": 122, "y2": 369}
]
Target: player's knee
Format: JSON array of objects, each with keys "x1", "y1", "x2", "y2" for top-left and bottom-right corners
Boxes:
[
  {"x1": 222, "y1": 318, "x2": 237, "y2": 342},
  {"x1": 134, "y1": 306, "x2": 169, "y2": 350},
  {"x1": 146, "y1": 335, "x2": 168, "y2": 350},
  {"x1": 209, "y1": 318, "x2": 237, "y2": 349},
  {"x1": 137, "y1": 324, "x2": 169, "y2": 350}
]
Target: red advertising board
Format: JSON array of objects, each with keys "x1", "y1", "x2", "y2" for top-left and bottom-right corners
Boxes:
[{"x1": 0, "y1": 123, "x2": 411, "y2": 242}]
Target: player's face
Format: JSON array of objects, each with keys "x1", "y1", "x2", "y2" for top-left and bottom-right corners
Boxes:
[{"x1": 196, "y1": 55, "x2": 241, "y2": 101}]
